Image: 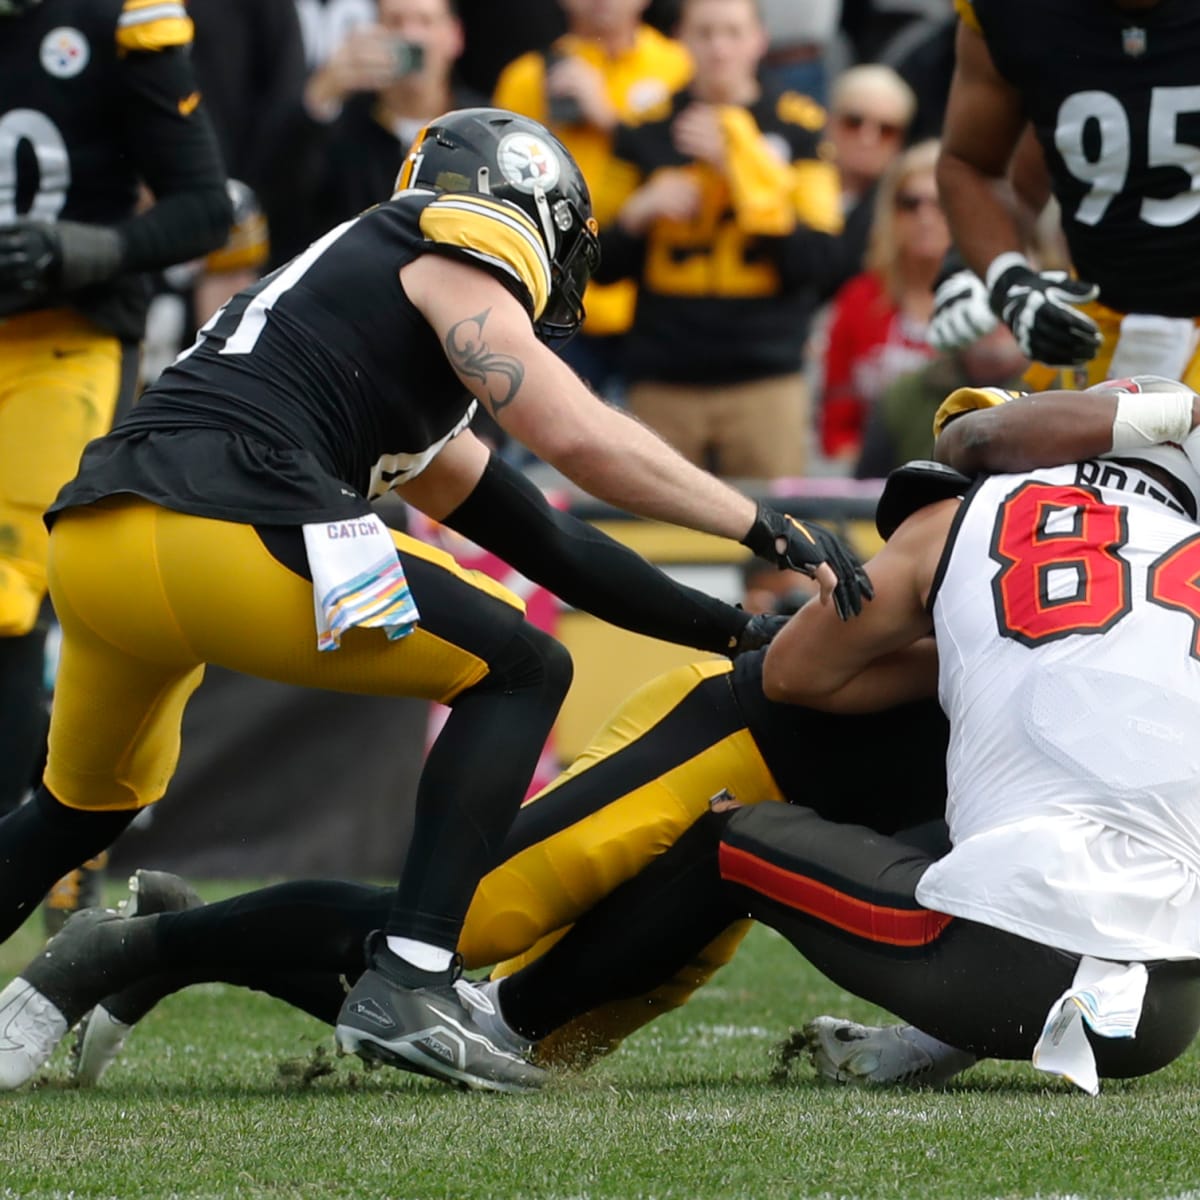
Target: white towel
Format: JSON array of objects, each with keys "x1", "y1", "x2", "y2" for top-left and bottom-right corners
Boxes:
[
  {"x1": 1107, "y1": 314, "x2": 1197, "y2": 384},
  {"x1": 1031, "y1": 957, "x2": 1148, "y2": 1095},
  {"x1": 301, "y1": 513, "x2": 420, "y2": 651}
]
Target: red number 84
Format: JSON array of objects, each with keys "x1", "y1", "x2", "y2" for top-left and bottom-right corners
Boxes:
[{"x1": 990, "y1": 481, "x2": 1200, "y2": 656}]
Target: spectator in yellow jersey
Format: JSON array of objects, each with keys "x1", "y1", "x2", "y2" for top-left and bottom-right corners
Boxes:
[
  {"x1": 596, "y1": 0, "x2": 843, "y2": 480},
  {"x1": 493, "y1": 0, "x2": 692, "y2": 397}
]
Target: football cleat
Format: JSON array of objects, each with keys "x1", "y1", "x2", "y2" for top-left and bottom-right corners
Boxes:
[
  {"x1": 802, "y1": 1016, "x2": 975, "y2": 1089},
  {"x1": 72, "y1": 869, "x2": 205, "y2": 1087},
  {"x1": 118, "y1": 868, "x2": 204, "y2": 920},
  {"x1": 0, "y1": 980, "x2": 68, "y2": 1090},
  {"x1": 335, "y1": 940, "x2": 546, "y2": 1093},
  {"x1": 0, "y1": 907, "x2": 126, "y2": 1090}
]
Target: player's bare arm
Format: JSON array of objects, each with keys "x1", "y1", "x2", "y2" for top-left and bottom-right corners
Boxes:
[
  {"x1": 404, "y1": 256, "x2": 758, "y2": 535},
  {"x1": 761, "y1": 502, "x2": 952, "y2": 714},
  {"x1": 442, "y1": 308, "x2": 526, "y2": 412},
  {"x1": 936, "y1": 384, "x2": 1200, "y2": 476},
  {"x1": 936, "y1": 21, "x2": 1028, "y2": 276},
  {"x1": 402, "y1": 255, "x2": 884, "y2": 617},
  {"x1": 391, "y1": 427, "x2": 492, "y2": 519}
]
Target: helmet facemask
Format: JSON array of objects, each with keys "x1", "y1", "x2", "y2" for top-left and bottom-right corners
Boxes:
[{"x1": 530, "y1": 193, "x2": 599, "y2": 343}]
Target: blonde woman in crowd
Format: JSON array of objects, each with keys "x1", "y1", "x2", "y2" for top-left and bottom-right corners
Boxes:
[{"x1": 819, "y1": 138, "x2": 948, "y2": 461}]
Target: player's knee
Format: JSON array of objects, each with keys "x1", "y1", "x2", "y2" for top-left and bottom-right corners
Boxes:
[
  {"x1": 476, "y1": 621, "x2": 573, "y2": 702},
  {"x1": 531, "y1": 624, "x2": 573, "y2": 701}
]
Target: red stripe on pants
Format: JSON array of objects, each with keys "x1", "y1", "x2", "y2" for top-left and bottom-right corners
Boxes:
[{"x1": 718, "y1": 842, "x2": 953, "y2": 947}]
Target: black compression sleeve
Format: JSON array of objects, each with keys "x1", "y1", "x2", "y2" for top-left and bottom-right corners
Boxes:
[
  {"x1": 113, "y1": 48, "x2": 233, "y2": 270},
  {"x1": 443, "y1": 455, "x2": 750, "y2": 655}
]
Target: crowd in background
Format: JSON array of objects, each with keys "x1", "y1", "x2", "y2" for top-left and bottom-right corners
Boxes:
[{"x1": 145, "y1": 0, "x2": 1031, "y2": 484}]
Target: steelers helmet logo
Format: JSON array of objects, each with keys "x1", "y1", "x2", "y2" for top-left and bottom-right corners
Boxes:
[
  {"x1": 40, "y1": 27, "x2": 89, "y2": 79},
  {"x1": 496, "y1": 132, "x2": 562, "y2": 195}
]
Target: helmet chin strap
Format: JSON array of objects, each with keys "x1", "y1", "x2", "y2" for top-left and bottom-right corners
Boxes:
[
  {"x1": 476, "y1": 166, "x2": 492, "y2": 196},
  {"x1": 532, "y1": 186, "x2": 558, "y2": 258}
]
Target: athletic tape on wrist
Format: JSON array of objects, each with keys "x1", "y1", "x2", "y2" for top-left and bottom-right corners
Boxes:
[
  {"x1": 984, "y1": 251, "x2": 1032, "y2": 295},
  {"x1": 1111, "y1": 390, "x2": 1195, "y2": 452}
]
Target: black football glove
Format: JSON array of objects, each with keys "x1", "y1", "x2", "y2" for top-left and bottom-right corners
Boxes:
[
  {"x1": 741, "y1": 503, "x2": 874, "y2": 621},
  {"x1": 0, "y1": 220, "x2": 123, "y2": 303},
  {"x1": 730, "y1": 611, "x2": 790, "y2": 657},
  {"x1": 988, "y1": 262, "x2": 1101, "y2": 367}
]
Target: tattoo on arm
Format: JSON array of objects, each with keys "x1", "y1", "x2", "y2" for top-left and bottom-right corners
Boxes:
[{"x1": 444, "y1": 308, "x2": 526, "y2": 415}]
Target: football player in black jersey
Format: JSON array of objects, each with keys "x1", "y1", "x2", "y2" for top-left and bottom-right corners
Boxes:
[
  {"x1": 0, "y1": 108, "x2": 870, "y2": 1093},
  {"x1": 934, "y1": 0, "x2": 1200, "y2": 387},
  {"x1": 0, "y1": 0, "x2": 232, "y2": 913}
]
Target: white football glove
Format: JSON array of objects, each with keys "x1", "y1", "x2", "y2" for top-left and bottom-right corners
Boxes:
[{"x1": 928, "y1": 268, "x2": 997, "y2": 352}]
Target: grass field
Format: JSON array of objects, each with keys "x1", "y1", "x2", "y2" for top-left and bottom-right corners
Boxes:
[{"x1": 2, "y1": 889, "x2": 1200, "y2": 1200}]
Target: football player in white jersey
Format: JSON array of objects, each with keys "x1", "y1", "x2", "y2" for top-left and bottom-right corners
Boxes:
[{"x1": 442, "y1": 375, "x2": 1200, "y2": 1094}]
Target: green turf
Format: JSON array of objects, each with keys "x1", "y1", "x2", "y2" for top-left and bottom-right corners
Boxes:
[{"x1": 1, "y1": 895, "x2": 1199, "y2": 1200}]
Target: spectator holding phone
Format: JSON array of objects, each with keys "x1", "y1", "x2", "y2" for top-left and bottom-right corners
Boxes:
[
  {"x1": 278, "y1": 0, "x2": 482, "y2": 256},
  {"x1": 493, "y1": 0, "x2": 692, "y2": 397}
]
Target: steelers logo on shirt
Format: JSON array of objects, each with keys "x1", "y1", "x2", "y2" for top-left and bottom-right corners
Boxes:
[
  {"x1": 496, "y1": 133, "x2": 562, "y2": 195},
  {"x1": 40, "y1": 27, "x2": 90, "y2": 79}
]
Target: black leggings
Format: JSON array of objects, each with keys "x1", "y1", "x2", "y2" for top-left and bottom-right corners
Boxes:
[{"x1": 386, "y1": 619, "x2": 572, "y2": 947}]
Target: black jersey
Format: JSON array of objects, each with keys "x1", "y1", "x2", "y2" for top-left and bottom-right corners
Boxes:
[
  {"x1": 49, "y1": 188, "x2": 554, "y2": 526},
  {"x1": 960, "y1": 0, "x2": 1200, "y2": 316},
  {"x1": 0, "y1": 0, "x2": 226, "y2": 339},
  {"x1": 731, "y1": 650, "x2": 950, "y2": 835},
  {"x1": 598, "y1": 83, "x2": 842, "y2": 384}
]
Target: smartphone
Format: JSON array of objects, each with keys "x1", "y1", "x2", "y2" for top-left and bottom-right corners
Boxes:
[
  {"x1": 544, "y1": 48, "x2": 584, "y2": 126},
  {"x1": 390, "y1": 40, "x2": 425, "y2": 78}
]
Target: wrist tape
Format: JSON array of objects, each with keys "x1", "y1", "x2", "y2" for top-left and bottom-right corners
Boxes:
[
  {"x1": 984, "y1": 251, "x2": 1032, "y2": 295},
  {"x1": 1111, "y1": 389, "x2": 1195, "y2": 452}
]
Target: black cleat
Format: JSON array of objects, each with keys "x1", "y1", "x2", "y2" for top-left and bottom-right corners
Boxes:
[
  {"x1": 118, "y1": 869, "x2": 203, "y2": 920},
  {"x1": 335, "y1": 938, "x2": 546, "y2": 1094}
]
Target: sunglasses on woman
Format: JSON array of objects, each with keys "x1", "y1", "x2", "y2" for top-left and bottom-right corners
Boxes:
[
  {"x1": 894, "y1": 192, "x2": 941, "y2": 214},
  {"x1": 834, "y1": 111, "x2": 904, "y2": 140}
]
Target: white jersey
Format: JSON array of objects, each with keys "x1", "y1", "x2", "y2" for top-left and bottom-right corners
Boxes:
[{"x1": 915, "y1": 460, "x2": 1200, "y2": 961}]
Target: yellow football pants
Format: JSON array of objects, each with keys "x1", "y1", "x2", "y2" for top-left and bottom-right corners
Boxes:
[
  {"x1": 44, "y1": 496, "x2": 524, "y2": 812},
  {"x1": 0, "y1": 310, "x2": 130, "y2": 635},
  {"x1": 460, "y1": 659, "x2": 783, "y2": 1068}
]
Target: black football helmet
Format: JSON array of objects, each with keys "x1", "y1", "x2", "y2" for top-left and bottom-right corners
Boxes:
[{"x1": 395, "y1": 107, "x2": 600, "y2": 342}]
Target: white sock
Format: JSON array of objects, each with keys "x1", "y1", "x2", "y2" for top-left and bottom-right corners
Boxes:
[{"x1": 385, "y1": 936, "x2": 453, "y2": 973}]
